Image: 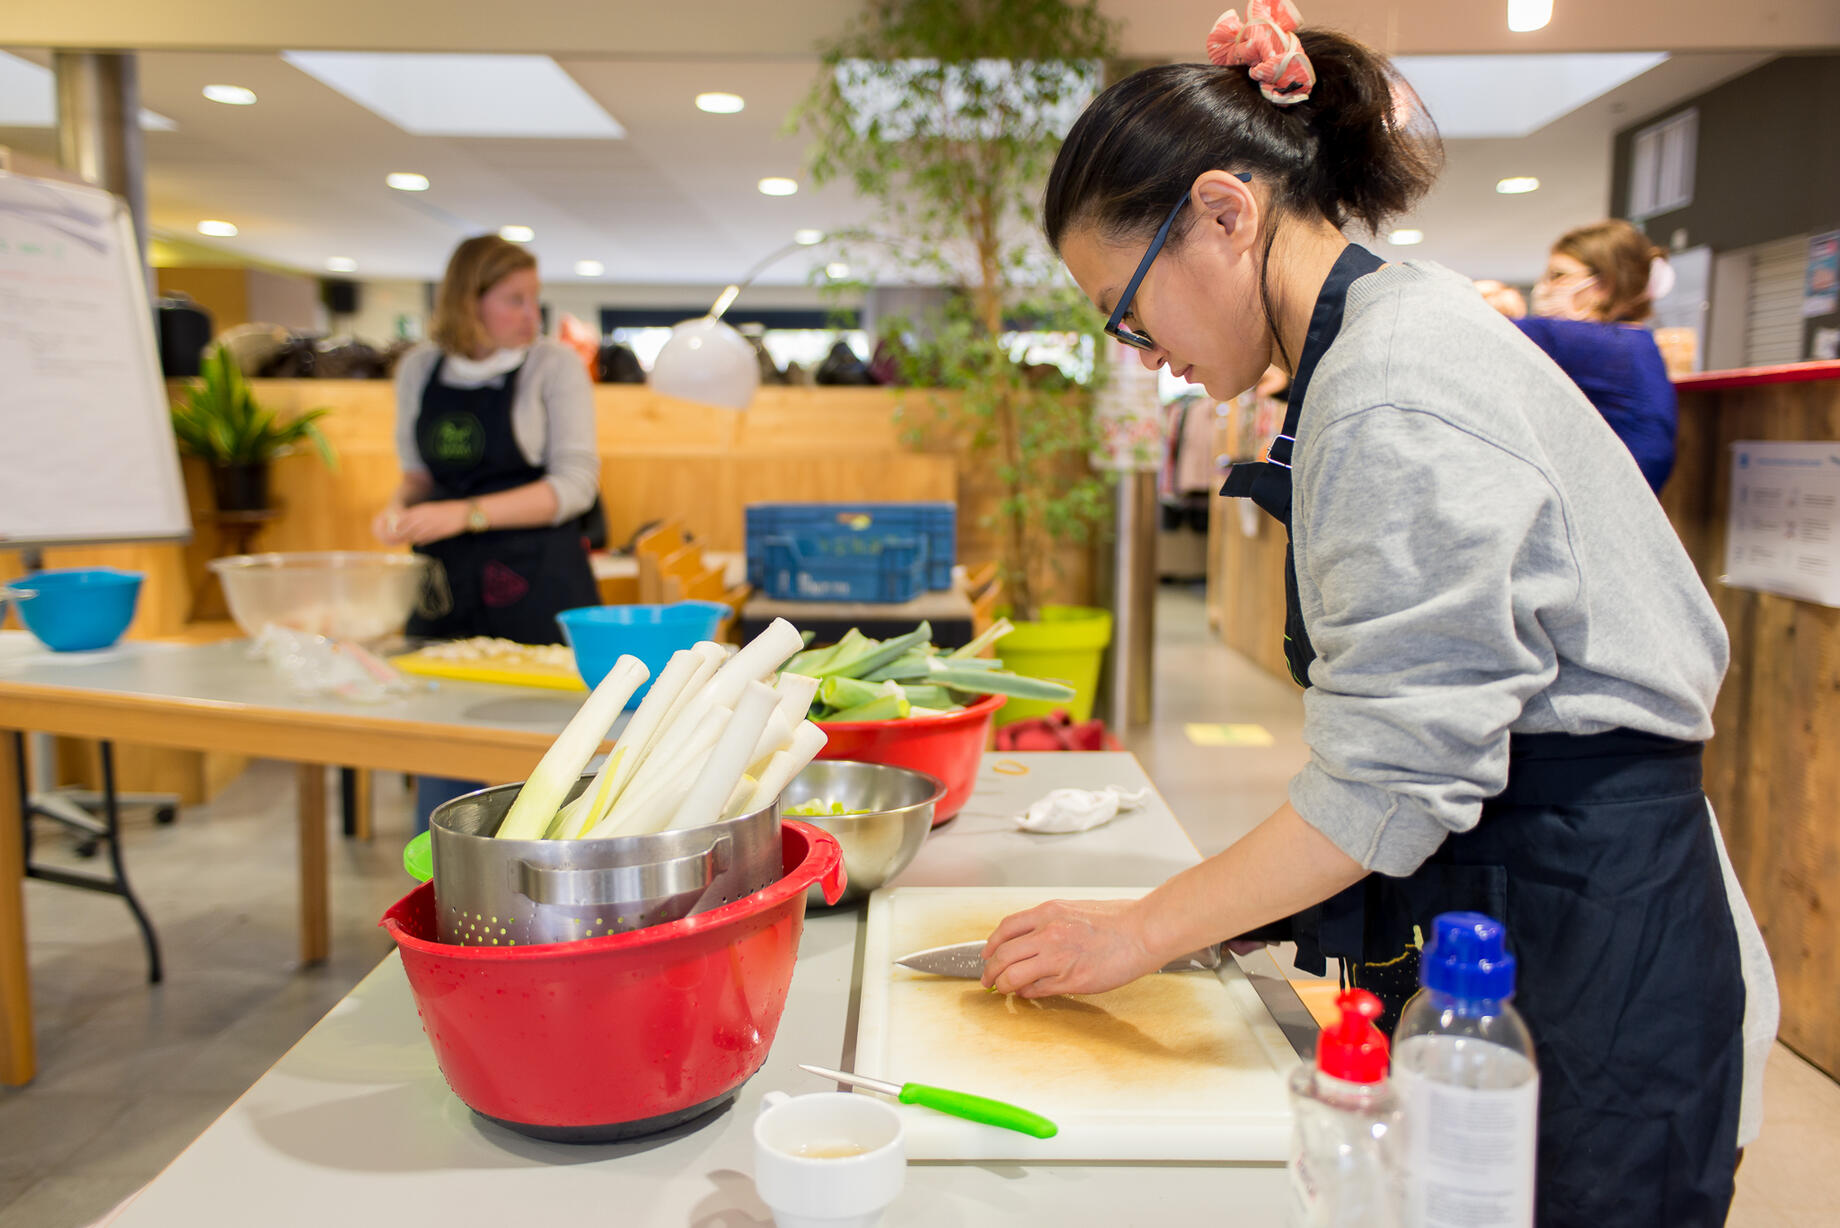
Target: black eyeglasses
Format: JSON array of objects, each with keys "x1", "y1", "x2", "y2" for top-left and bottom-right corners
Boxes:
[{"x1": 1105, "y1": 172, "x2": 1252, "y2": 352}]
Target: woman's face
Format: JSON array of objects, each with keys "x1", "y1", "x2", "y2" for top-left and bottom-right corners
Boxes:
[
  {"x1": 476, "y1": 267, "x2": 541, "y2": 353},
  {"x1": 1531, "y1": 251, "x2": 1605, "y2": 322},
  {"x1": 1060, "y1": 202, "x2": 1272, "y2": 402}
]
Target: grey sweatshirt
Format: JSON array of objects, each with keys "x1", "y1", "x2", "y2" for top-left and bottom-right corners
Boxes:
[
  {"x1": 394, "y1": 338, "x2": 601, "y2": 524},
  {"x1": 1286, "y1": 260, "x2": 1728, "y2": 877}
]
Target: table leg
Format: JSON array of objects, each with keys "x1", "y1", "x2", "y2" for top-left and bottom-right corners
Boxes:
[
  {"x1": 1, "y1": 731, "x2": 36, "y2": 1085},
  {"x1": 344, "y1": 768, "x2": 374, "y2": 842},
  {"x1": 297, "y1": 763, "x2": 329, "y2": 965}
]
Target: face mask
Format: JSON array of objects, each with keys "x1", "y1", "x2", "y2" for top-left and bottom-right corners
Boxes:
[{"x1": 1531, "y1": 274, "x2": 1599, "y2": 321}]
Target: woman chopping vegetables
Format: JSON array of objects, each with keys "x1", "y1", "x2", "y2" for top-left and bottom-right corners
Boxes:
[{"x1": 980, "y1": 8, "x2": 1773, "y2": 1225}]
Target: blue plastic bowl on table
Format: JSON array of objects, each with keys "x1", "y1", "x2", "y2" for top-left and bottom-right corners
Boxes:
[
  {"x1": 7, "y1": 568, "x2": 143, "y2": 652},
  {"x1": 557, "y1": 601, "x2": 729, "y2": 708}
]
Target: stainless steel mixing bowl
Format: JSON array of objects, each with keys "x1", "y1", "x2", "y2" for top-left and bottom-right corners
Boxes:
[{"x1": 780, "y1": 760, "x2": 945, "y2": 907}]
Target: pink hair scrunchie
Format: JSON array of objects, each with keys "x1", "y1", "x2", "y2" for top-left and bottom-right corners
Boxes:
[{"x1": 1207, "y1": 1, "x2": 1316, "y2": 106}]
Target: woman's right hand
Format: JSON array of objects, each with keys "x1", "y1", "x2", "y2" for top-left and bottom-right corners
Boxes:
[{"x1": 372, "y1": 504, "x2": 408, "y2": 545}]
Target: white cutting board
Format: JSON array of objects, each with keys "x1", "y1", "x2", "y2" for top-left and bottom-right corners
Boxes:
[{"x1": 856, "y1": 887, "x2": 1295, "y2": 1163}]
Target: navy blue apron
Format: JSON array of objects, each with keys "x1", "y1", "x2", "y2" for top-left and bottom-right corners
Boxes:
[
  {"x1": 407, "y1": 355, "x2": 599, "y2": 646},
  {"x1": 1221, "y1": 244, "x2": 1744, "y2": 1226}
]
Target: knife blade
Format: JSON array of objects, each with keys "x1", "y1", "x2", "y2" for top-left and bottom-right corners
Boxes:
[
  {"x1": 799, "y1": 1063, "x2": 1058, "y2": 1138},
  {"x1": 895, "y1": 940, "x2": 1224, "y2": 979}
]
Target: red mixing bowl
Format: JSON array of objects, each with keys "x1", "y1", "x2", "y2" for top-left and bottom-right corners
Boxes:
[
  {"x1": 380, "y1": 820, "x2": 845, "y2": 1143},
  {"x1": 815, "y1": 693, "x2": 1004, "y2": 824}
]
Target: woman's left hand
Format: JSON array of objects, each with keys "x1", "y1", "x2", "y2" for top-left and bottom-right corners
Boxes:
[
  {"x1": 980, "y1": 898, "x2": 1161, "y2": 999},
  {"x1": 391, "y1": 500, "x2": 469, "y2": 545}
]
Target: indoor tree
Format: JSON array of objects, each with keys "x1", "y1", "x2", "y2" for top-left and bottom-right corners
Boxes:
[{"x1": 794, "y1": 0, "x2": 1120, "y2": 621}]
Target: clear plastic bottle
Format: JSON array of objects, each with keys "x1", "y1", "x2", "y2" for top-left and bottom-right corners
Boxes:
[
  {"x1": 1288, "y1": 988, "x2": 1405, "y2": 1228},
  {"x1": 1392, "y1": 912, "x2": 1539, "y2": 1228}
]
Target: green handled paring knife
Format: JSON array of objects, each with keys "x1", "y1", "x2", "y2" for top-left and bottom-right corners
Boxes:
[{"x1": 799, "y1": 1063, "x2": 1058, "y2": 1139}]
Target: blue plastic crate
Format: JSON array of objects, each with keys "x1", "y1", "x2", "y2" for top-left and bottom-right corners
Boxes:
[
  {"x1": 746, "y1": 502, "x2": 956, "y2": 592},
  {"x1": 759, "y1": 536, "x2": 927, "y2": 603}
]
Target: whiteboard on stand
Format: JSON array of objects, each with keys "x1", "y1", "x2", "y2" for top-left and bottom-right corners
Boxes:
[{"x1": 0, "y1": 170, "x2": 191, "y2": 548}]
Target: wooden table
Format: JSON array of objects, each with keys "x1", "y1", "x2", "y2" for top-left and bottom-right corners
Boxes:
[
  {"x1": 0, "y1": 632, "x2": 605, "y2": 1086},
  {"x1": 99, "y1": 753, "x2": 1314, "y2": 1227}
]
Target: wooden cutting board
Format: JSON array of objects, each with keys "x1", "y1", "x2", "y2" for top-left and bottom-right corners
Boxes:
[{"x1": 856, "y1": 886, "x2": 1295, "y2": 1163}]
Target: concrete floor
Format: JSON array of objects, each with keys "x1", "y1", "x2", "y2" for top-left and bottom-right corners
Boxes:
[{"x1": 2, "y1": 584, "x2": 1835, "y2": 1226}]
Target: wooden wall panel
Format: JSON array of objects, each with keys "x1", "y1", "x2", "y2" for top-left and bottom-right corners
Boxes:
[{"x1": 1207, "y1": 488, "x2": 1294, "y2": 684}]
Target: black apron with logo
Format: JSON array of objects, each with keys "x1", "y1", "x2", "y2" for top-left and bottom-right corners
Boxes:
[
  {"x1": 1221, "y1": 244, "x2": 1744, "y2": 1226},
  {"x1": 406, "y1": 355, "x2": 599, "y2": 646}
]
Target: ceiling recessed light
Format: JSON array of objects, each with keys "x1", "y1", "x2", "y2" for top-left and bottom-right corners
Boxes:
[
  {"x1": 202, "y1": 84, "x2": 257, "y2": 106},
  {"x1": 757, "y1": 177, "x2": 799, "y2": 197},
  {"x1": 326, "y1": 257, "x2": 357, "y2": 273},
  {"x1": 574, "y1": 260, "x2": 605, "y2": 277},
  {"x1": 793, "y1": 229, "x2": 825, "y2": 246},
  {"x1": 695, "y1": 92, "x2": 745, "y2": 114},
  {"x1": 196, "y1": 220, "x2": 238, "y2": 237},
  {"x1": 825, "y1": 262, "x2": 851, "y2": 280},
  {"x1": 386, "y1": 172, "x2": 430, "y2": 192},
  {"x1": 499, "y1": 225, "x2": 535, "y2": 243},
  {"x1": 1387, "y1": 229, "x2": 1424, "y2": 246},
  {"x1": 1507, "y1": 0, "x2": 1554, "y2": 34},
  {"x1": 1496, "y1": 176, "x2": 1541, "y2": 194}
]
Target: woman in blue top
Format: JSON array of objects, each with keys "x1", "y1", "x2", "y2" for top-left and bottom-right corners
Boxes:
[{"x1": 1511, "y1": 220, "x2": 1679, "y2": 492}]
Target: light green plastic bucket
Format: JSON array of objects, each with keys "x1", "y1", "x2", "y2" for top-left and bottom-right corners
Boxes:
[{"x1": 993, "y1": 605, "x2": 1114, "y2": 727}]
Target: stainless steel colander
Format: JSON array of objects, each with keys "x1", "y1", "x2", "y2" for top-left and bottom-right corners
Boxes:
[{"x1": 428, "y1": 774, "x2": 781, "y2": 947}]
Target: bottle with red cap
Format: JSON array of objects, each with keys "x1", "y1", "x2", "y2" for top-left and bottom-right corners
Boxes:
[{"x1": 1287, "y1": 987, "x2": 1405, "y2": 1227}]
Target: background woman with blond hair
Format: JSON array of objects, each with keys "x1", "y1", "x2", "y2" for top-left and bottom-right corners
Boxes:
[
  {"x1": 373, "y1": 234, "x2": 600, "y2": 641},
  {"x1": 374, "y1": 234, "x2": 602, "y2": 828}
]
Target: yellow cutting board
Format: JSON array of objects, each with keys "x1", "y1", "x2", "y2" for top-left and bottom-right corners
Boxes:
[
  {"x1": 856, "y1": 886, "x2": 1294, "y2": 1163},
  {"x1": 389, "y1": 648, "x2": 587, "y2": 692}
]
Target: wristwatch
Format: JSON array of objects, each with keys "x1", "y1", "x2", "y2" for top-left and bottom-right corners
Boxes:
[{"x1": 464, "y1": 500, "x2": 490, "y2": 534}]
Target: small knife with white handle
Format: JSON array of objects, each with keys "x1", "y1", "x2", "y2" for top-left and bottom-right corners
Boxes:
[
  {"x1": 895, "y1": 940, "x2": 1223, "y2": 979},
  {"x1": 800, "y1": 1064, "x2": 1059, "y2": 1138}
]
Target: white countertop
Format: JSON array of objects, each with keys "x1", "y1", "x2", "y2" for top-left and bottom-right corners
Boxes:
[
  {"x1": 0, "y1": 630, "x2": 590, "y2": 739},
  {"x1": 102, "y1": 753, "x2": 1301, "y2": 1226}
]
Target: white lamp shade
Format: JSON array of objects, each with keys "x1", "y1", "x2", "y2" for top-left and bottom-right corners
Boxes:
[{"x1": 649, "y1": 316, "x2": 760, "y2": 411}]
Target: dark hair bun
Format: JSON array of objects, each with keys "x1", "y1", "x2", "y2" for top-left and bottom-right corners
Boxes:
[{"x1": 1044, "y1": 27, "x2": 1443, "y2": 250}]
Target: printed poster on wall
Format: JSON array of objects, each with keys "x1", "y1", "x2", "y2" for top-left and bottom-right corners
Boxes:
[
  {"x1": 1724, "y1": 441, "x2": 1840, "y2": 607},
  {"x1": 1805, "y1": 231, "x2": 1840, "y2": 318}
]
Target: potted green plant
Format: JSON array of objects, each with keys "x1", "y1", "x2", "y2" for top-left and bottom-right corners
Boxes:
[
  {"x1": 170, "y1": 341, "x2": 336, "y2": 512},
  {"x1": 795, "y1": 0, "x2": 1120, "y2": 724}
]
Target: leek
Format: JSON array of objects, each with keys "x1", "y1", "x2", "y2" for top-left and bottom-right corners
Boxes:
[
  {"x1": 667, "y1": 680, "x2": 782, "y2": 831},
  {"x1": 829, "y1": 681, "x2": 910, "y2": 723},
  {"x1": 817, "y1": 675, "x2": 882, "y2": 711},
  {"x1": 800, "y1": 628, "x2": 875, "y2": 679},
  {"x1": 841, "y1": 622, "x2": 934, "y2": 680},
  {"x1": 928, "y1": 667, "x2": 1077, "y2": 700},
  {"x1": 707, "y1": 617, "x2": 803, "y2": 707},
  {"x1": 588, "y1": 705, "x2": 730, "y2": 838},
  {"x1": 744, "y1": 722, "x2": 829, "y2": 813},
  {"x1": 495, "y1": 655, "x2": 648, "y2": 840},
  {"x1": 771, "y1": 670, "x2": 821, "y2": 726},
  {"x1": 897, "y1": 684, "x2": 954, "y2": 709},
  {"x1": 601, "y1": 649, "x2": 701, "y2": 802},
  {"x1": 951, "y1": 617, "x2": 1014, "y2": 659}
]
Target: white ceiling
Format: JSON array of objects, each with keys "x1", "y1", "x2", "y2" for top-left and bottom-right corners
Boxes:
[{"x1": 0, "y1": 1, "x2": 1815, "y2": 290}]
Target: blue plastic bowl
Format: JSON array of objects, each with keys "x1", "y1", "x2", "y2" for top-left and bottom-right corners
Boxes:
[
  {"x1": 8, "y1": 568, "x2": 143, "y2": 652},
  {"x1": 557, "y1": 601, "x2": 729, "y2": 708}
]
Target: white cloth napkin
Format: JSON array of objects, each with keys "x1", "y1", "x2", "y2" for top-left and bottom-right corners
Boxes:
[{"x1": 1013, "y1": 786, "x2": 1151, "y2": 834}]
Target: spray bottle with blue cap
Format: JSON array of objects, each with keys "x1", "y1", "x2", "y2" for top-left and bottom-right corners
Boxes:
[{"x1": 1393, "y1": 912, "x2": 1539, "y2": 1228}]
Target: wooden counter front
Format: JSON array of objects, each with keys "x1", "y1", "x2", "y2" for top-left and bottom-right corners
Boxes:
[{"x1": 1664, "y1": 363, "x2": 1840, "y2": 1081}]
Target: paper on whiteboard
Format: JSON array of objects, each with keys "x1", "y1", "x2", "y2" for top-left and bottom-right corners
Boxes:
[
  {"x1": 0, "y1": 172, "x2": 190, "y2": 547},
  {"x1": 1723, "y1": 441, "x2": 1840, "y2": 607}
]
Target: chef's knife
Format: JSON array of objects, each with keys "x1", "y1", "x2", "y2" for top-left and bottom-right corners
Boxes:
[
  {"x1": 895, "y1": 940, "x2": 1223, "y2": 979},
  {"x1": 799, "y1": 1063, "x2": 1058, "y2": 1139}
]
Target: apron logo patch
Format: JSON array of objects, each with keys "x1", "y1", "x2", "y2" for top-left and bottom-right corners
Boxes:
[
  {"x1": 431, "y1": 413, "x2": 486, "y2": 465},
  {"x1": 482, "y1": 560, "x2": 529, "y2": 608}
]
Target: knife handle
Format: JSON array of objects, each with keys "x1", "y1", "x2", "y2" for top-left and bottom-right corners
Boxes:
[{"x1": 899, "y1": 1083, "x2": 1059, "y2": 1139}]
